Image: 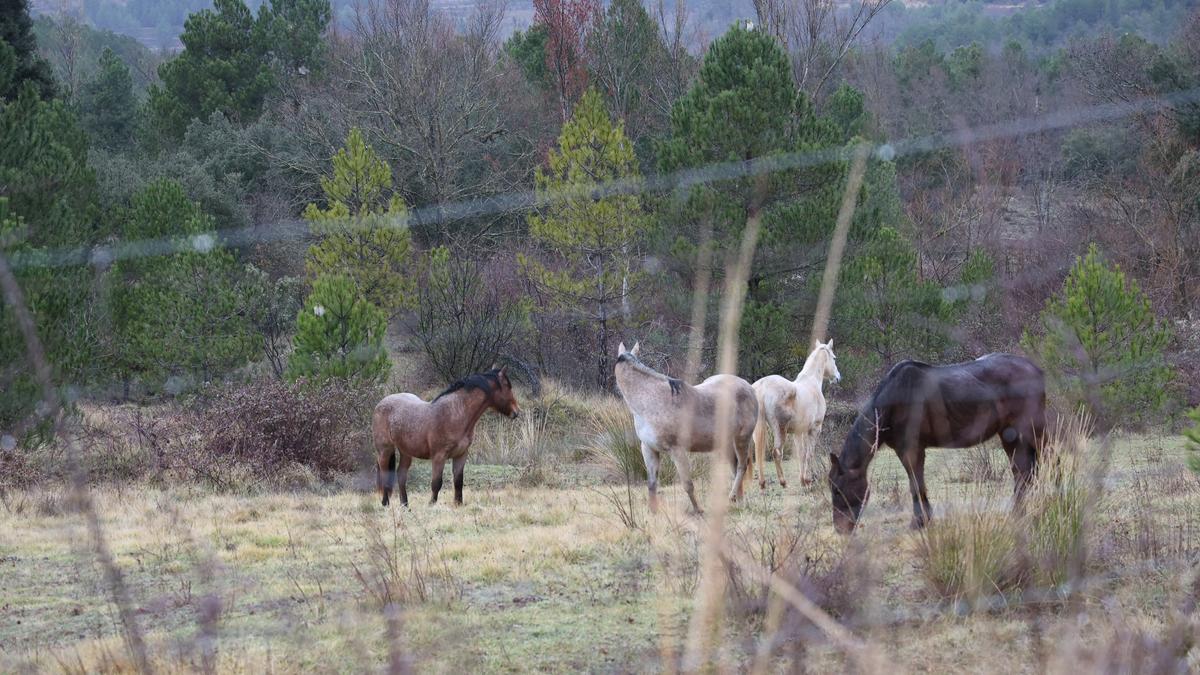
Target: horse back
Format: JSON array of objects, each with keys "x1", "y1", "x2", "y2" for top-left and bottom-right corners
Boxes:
[
  {"x1": 696, "y1": 374, "x2": 758, "y2": 439},
  {"x1": 373, "y1": 393, "x2": 432, "y2": 449},
  {"x1": 875, "y1": 355, "x2": 1045, "y2": 449}
]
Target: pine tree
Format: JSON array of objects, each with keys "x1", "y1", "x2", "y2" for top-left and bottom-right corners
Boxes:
[
  {"x1": 0, "y1": 79, "x2": 97, "y2": 444},
  {"x1": 0, "y1": 0, "x2": 56, "y2": 101},
  {"x1": 147, "y1": 0, "x2": 330, "y2": 141},
  {"x1": 304, "y1": 127, "x2": 414, "y2": 318},
  {"x1": 287, "y1": 275, "x2": 389, "y2": 383},
  {"x1": 259, "y1": 0, "x2": 332, "y2": 83},
  {"x1": 148, "y1": 0, "x2": 273, "y2": 140},
  {"x1": 523, "y1": 88, "x2": 647, "y2": 389},
  {"x1": 657, "y1": 23, "x2": 850, "y2": 270},
  {"x1": 657, "y1": 23, "x2": 877, "y2": 373},
  {"x1": 834, "y1": 226, "x2": 949, "y2": 381},
  {"x1": 1022, "y1": 244, "x2": 1175, "y2": 427},
  {"x1": 78, "y1": 48, "x2": 136, "y2": 151},
  {"x1": 504, "y1": 24, "x2": 551, "y2": 91},
  {"x1": 107, "y1": 180, "x2": 258, "y2": 394}
]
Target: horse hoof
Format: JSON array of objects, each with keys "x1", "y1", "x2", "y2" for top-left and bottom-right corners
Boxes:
[
  {"x1": 779, "y1": 480, "x2": 788, "y2": 488},
  {"x1": 800, "y1": 478, "x2": 812, "y2": 487},
  {"x1": 381, "y1": 495, "x2": 390, "y2": 507},
  {"x1": 759, "y1": 480, "x2": 767, "y2": 490}
]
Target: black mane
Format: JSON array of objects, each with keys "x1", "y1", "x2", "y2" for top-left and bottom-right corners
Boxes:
[{"x1": 434, "y1": 369, "x2": 502, "y2": 401}]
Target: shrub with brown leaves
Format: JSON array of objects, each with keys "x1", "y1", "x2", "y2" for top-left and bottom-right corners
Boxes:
[{"x1": 180, "y1": 378, "x2": 380, "y2": 488}]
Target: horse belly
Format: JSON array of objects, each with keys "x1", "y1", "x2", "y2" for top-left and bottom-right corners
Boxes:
[{"x1": 918, "y1": 412, "x2": 1001, "y2": 449}]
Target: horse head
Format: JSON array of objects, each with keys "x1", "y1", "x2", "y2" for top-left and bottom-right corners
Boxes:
[
  {"x1": 616, "y1": 341, "x2": 641, "y2": 361},
  {"x1": 828, "y1": 451, "x2": 869, "y2": 534},
  {"x1": 818, "y1": 339, "x2": 842, "y2": 384},
  {"x1": 486, "y1": 366, "x2": 520, "y2": 419}
]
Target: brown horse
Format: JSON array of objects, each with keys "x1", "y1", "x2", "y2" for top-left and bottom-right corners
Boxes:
[
  {"x1": 828, "y1": 353, "x2": 1046, "y2": 533},
  {"x1": 373, "y1": 367, "x2": 520, "y2": 507}
]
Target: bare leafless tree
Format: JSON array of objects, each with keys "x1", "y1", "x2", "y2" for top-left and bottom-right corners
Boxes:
[
  {"x1": 650, "y1": 0, "x2": 699, "y2": 122},
  {"x1": 50, "y1": 0, "x2": 85, "y2": 97},
  {"x1": 342, "y1": 0, "x2": 518, "y2": 211},
  {"x1": 752, "y1": 0, "x2": 893, "y2": 100}
]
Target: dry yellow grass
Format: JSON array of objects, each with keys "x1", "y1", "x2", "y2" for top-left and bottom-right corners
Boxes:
[{"x1": 1, "y1": 432, "x2": 1197, "y2": 673}]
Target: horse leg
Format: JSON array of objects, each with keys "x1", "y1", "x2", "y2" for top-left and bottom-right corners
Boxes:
[
  {"x1": 729, "y1": 437, "x2": 750, "y2": 503},
  {"x1": 899, "y1": 447, "x2": 932, "y2": 529},
  {"x1": 772, "y1": 427, "x2": 787, "y2": 489},
  {"x1": 800, "y1": 424, "x2": 820, "y2": 486},
  {"x1": 429, "y1": 456, "x2": 447, "y2": 504},
  {"x1": 1003, "y1": 430, "x2": 1037, "y2": 512},
  {"x1": 759, "y1": 410, "x2": 783, "y2": 489},
  {"x1": 670, "y1": 449, "x2": 701, "y2": 515},
  {"x1": 793, "y1": 432, "x2": 810, "y2": 487},
  {"x1": 396, "y1": 453, "x2": 412, "y2": 508},
  {"x1": 377, "y1": 447, "x2": 396, "y2": 507},
  {"x1": 452, "y1": 455, "x2": 467, "y2": 506},
  {"x1": 374, "y1": 441, "x2": 398, "y2": 504},
  {"x1": 641, "y1": 442, "x2": 661, "y2": 514}
]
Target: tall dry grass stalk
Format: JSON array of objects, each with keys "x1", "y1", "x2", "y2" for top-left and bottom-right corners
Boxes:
[
  {"x1": 1022, "y1": 411, "x2": 1098, "y2": 590},
  {"x1": 741, "y1": 145, "x2": 875, "y2": 673},
  {"x1": 681, "y1": 194, "x2": 765, "y2": 671}
]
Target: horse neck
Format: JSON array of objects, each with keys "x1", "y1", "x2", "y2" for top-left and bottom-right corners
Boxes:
[
  {"x1": 615, "y1": 362, "x2": 668, "y2": 413},
  {"x1": 795, "y1": 350, "x2": 827, "y2": 388},
  {"x1": 436, "y1": 388, "x2": 492, "y2": 436},
  {"x1": 840, "y1": 411, "x2": 881, "y2": 471}
]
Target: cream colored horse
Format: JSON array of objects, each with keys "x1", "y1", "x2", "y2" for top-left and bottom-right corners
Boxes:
[
  {"x1": 750, "y1": 339, "x2": 841, "y2": 488},
  {"x1": 613, "y1": 342, "x2": 758, "y2": 514}
]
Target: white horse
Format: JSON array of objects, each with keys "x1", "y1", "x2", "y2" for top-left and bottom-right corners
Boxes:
[{"x1": 750, "y1": 339, "x2": 841, "y2": 488}]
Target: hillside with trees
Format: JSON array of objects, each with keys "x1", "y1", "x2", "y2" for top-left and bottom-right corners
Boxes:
[
  {"x1": 3, "y1": 0, "x2": 1200, "y2": 671},
  {"x1": 3, "y1": 0, "x2": 1196, "y2": 428}
]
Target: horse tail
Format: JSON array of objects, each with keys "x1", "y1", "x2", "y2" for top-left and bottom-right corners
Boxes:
[{"x1": 752, "y1": 390, "x2": 768, "y2": 484}]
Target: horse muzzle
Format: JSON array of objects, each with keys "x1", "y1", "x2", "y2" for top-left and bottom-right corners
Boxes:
[{"x1": 832, "y1": 510, "x2": 858, "y2": 535}]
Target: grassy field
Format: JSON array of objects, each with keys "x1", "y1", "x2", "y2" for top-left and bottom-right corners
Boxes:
[{"x1": 1, "y1": 418, "x2": 1197, "y2": 672}]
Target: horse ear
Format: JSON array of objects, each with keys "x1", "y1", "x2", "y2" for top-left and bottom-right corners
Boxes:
[
  {"x1": 618, "y1": 342, "x2": 627, "y2": 356},
  {"x1": 827, "y1": 338, "x2": 833, "y2": 350},
  {"x1": 829, "y1": 453, "x2": 842, "y2": 475},
  {"x1": 631, "y1": 342, "x2": 641, "y2": 357},
  {"x1": 498, "y1": 365, "x2": 508, "y2": 377}
]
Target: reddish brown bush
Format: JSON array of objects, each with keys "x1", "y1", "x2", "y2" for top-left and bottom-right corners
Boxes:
[{"x1": 180, "y1": 378, "x2": 380, "y2": 488}]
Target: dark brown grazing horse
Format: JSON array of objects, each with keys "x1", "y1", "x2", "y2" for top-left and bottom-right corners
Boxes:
[
  {"x1": 828, "y1": 353, "x2": 1046, "y2": 534},
  {"x1": 373, "y1": 367, "x2": 520, "y2": 507}
]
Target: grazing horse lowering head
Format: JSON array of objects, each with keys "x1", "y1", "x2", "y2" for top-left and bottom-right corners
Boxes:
[
  {"x1": 827, "y1": 354, "x2": 1047, "y2": 534},
  {"x1": 828, "y1": 451, "x2": 869, "y2": 534},
  {"x1": 435, "y1": 366, "x2": 521, "y2": 419}
]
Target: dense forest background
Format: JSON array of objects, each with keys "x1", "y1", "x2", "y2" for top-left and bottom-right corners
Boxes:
[{"x1": 3, "y1": 0, "x2": 1199, "y2": 449}]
